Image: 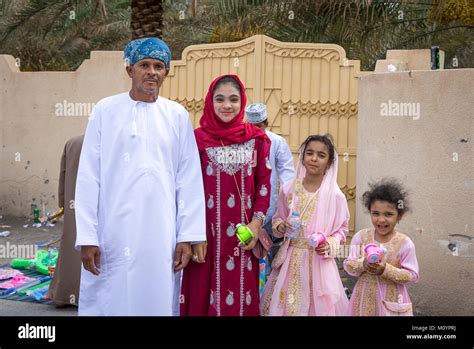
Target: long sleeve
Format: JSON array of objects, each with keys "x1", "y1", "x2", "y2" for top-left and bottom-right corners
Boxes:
[
  {"x1": 252, "y1": 138, "x2": 272, "y2": 215},
  {"x1": 343, "y1": 230, "x2": 366, "y2": 277},
  {"x1": 74, "y1": 107, "x2": 101, "y2": 249},
  {"x1": 58, "y1": 145, "x2": 66, "y2": 208},
  {"x1": 271, "y1": 184, "x2": 291, "y2": 238},
  {"x1": 325, "y1": 192, "x2": 350, "y2": 256},
  {"x1": 175, "y1": 111, "x2": 206, "y2": 243},
  {"x1": 275, "y1": 137, "x2": 295, "y2": 185},
  {"x1": 327, "y1": 219, "x2": 349, "y2": 256},
  {"x1": 381, "y1": 238, "x2": 420, "y2": 284}
]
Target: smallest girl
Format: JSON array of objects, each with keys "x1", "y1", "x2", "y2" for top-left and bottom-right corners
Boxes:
[{"x1": 344, "y1": 179, "x2": 419, "y2": 316}]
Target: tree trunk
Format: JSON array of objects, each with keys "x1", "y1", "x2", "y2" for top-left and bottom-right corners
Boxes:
[{"x1": 131, "y1": 0, "x2": 164, "y2": 39}]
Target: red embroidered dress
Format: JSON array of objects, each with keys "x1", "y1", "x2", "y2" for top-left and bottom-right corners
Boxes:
[{"x1": 180, "y1": 75, "x2": 271, "y2": 316}]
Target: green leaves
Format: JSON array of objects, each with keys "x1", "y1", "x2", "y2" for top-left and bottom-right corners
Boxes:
[{"x1": 0, "y1": 0, "x2": 131, "y2": 71}]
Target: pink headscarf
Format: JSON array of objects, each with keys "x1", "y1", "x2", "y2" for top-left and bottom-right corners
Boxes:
[
  {"x1": 289, "y1": 141, "x2": 349, "y2": 240},
  {"x1": 194, "y1": 74, "x2": 269, "y2": 152},
  {"x1": 288, "y1": 138, "x2": 350, "y2": 310}
]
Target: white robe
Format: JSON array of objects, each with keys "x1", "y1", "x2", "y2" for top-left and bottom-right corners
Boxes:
[
  {"x1": 265, "y1": 130, "x2": 295, "y2": 222},
  {"x1": 75, "y1": 92, "x2": 206, "y2": 315}
]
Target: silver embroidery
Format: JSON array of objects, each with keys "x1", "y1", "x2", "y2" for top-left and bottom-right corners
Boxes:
[
  {"x1": 226, "y1": 256, "x2": 235, "y2": 271},
  {"x1": 206, "y1": 162, "x2": 214, "y2": 176},
  {"x1": 240, "y1": 167, "x2": 246, "y2": 316},
  {"x1": 260, "y1": 185, "x2": 268, "y2": 197},
  {"x1": 245, "y1": 291, "x2": 252, "y2": 306},
  {"x1": 226, "y1": 290, "x2": 235, "y2": 306},
  {"x1": 247, "y1": 257, "x2": 252, "y2": 271},
  {"x1": 216, "y1": 169, "x2": 221, "y2": 315},
  {"x1": 207, "y1": 194, "x2": 214, "y2": 209},
  {"x1": 206, "y1": 139, "x2": 255, "y2": 176},
  {"x1": 227, "y1": 193, "x2": 235, "y2": 208},
  {"x1": 226, "y1": 222, "x2": 236, "y2": 237},
  {"x1": 246, "y1": 195, "x2": 252, "y2": 209}
]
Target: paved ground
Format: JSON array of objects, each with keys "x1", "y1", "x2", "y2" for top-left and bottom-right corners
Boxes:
[
  {"x1": 0, "y1": 299, "x2": 77, "y2": 316},
  {"x1": 0, "y1": 215, "x2": 77, "y2": 316}
]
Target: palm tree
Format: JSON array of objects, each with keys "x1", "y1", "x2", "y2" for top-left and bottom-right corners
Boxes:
[
  {"x1": 201, "y1": 0, "x2": 473, "y2": 70},
  {"x1": 131, "y1": 0, "x2": 164, "y2": 39},
  {"x1": 0, "y1": 0, "x2": 131, "y2": 71}
]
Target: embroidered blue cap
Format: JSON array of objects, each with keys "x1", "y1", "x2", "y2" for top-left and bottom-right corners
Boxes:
[
  {"x1": 124, "y1": 37, "x2": 171, "y2": 68},
  {"x1": 245, "y1": 103, "x2": 268, "y2": 124}
]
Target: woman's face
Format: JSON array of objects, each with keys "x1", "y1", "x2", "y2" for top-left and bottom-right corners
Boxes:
[
  {"x1": 302, "y1": 141, "x2": 330, "y2": 177},
  {"x1": 213, "y1": 82, "x2": 241, "y2": 123}
]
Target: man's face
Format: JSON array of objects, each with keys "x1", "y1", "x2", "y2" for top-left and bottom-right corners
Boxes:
[
  {"x1": 253, "y1": 121, "x2": 267, "y2": 131},
  {"x1": 126, "y1": 58, "x2": 169, "y2": 98}
]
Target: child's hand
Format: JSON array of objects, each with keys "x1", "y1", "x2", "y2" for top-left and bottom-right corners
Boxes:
[
  {"x1": 315, "y1": 242, "x2": 330, "y2": 257},
  {"x1": 365, "y1": 260, "x2": 386, "y2": 275},
  {"x1": 363, "y1": 257, "x2": 369, "y2": 271},
  {"x1": 277, "y1": 221, "x2": 289, "y2": 235}
]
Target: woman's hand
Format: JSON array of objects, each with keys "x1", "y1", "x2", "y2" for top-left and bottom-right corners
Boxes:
[
  {"x1": 191, "y1": 241, "x2": 207, "y2": 263},
  {"x1": 240, "y1": 219, "x2": 261, "y2": 250}
]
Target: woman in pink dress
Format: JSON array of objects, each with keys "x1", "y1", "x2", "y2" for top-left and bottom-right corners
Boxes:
[
  {"x1": 260, "y1": 134, "x2": 350, "y2": 316},
  {"x1": 180, "y1": 75, "x2": 271, "y2": 316},
  {"x1": 344, "y1": 179, "x2": 419, "y2": 316}
]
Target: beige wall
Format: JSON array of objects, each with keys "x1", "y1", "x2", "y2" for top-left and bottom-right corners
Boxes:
[
  {"x1": 0, "y1": 52, "x2": 130, "y2": 217},
  {"x1": 357, "y1": 69, "x2": 474, "y2": 315}
]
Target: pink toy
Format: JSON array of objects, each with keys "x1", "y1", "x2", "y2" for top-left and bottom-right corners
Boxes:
[
  {"x1": 309, "y1": 232, "x2": 327, "y2": 248},
  {"x1": 0, "y1": 276, "x2": 35, "y2": 289},
  {"x1": 0, "y1": 268, "x2": 23, "y2": 281},
  {"x1": 364, "y1": 243, "x2": 386, "y2": 264}
]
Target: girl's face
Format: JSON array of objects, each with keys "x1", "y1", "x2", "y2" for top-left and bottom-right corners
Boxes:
[
  {"x1": 303, "y1": 141, "x2": 330, "y2": 176},
  {"x1": 213, "y1": 83, "x2": 241, "y2": 123},
  {"x1": 370, "y1": 200, "x2": 400, "y2": 237}
]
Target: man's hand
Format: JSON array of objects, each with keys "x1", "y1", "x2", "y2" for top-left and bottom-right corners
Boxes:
[
  {"x1": 81, "y1": 245, "x2": 101, "y2": 276},
  {"x1": 241, "y1": 219, "x2": 260, "y2": 251},
  {"x1": 191, "y1": 242, "x2": 207, "y2": 263},
  {"x1": 174, "y1": 242, "x2": 192, "y2": 272}
]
